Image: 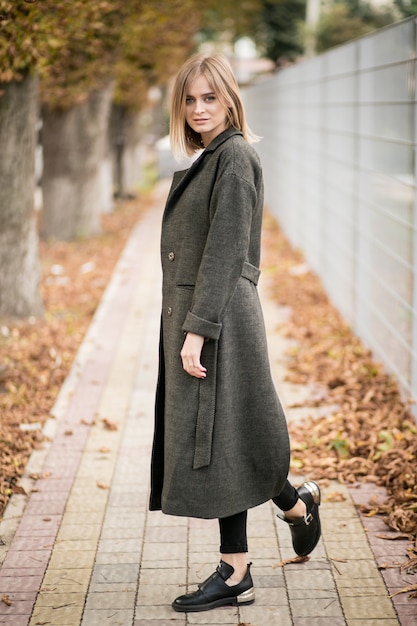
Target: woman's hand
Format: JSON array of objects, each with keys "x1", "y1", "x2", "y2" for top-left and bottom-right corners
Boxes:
[{"x1": 180, "y1": 332, "x2": 207, "y2": 378}]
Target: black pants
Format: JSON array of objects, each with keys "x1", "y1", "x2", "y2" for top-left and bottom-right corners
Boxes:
[{"x1": 219, "y1": 480, "x2": 299, "y2": 553}]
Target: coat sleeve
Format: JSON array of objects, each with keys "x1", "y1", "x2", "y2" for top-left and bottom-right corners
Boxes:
[{"x1": 182, "y1": 167, "x2": 257, "y2": 340}]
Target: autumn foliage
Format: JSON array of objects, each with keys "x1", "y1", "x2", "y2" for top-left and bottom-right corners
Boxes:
[
  {"x1": 0, "y1": 0, "x2": 201, "y2": 109},
  {"x1": 0, "y1": 196, "x2": 148, "y2": 515},
  {"x1": 262, "y1": 210, "x2": 417, "y2": 573}
]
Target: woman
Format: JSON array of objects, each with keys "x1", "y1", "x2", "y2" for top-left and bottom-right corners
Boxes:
[{"x1": 149, "y1": 53, "x2": 321, "y2": 613}]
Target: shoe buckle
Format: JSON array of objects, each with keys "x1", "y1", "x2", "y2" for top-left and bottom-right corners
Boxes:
[{"x1": 305, "y1": 512, "x2": 313, "y2": 525}]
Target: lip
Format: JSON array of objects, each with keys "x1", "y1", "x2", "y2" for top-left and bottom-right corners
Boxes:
[{"x1": 193, "y1": 119, "x2": 209, "y2": 123}]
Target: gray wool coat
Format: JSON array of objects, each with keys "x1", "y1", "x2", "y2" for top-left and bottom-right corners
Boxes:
[{"x1": 149, "y1": 128, "x2": 290, "y2": 519}]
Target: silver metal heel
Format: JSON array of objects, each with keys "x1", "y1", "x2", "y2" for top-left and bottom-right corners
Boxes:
[
  {"x1": 303, "y1": 480, "x2": 321, "y2": 505},
  {"x1": 236, "y1": 586, "x2": 255, "y2": 604}
]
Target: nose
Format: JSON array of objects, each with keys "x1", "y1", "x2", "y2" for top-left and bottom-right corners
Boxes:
[{"x1": 195, "y1": 99, "x2": 205, "y2": 114}]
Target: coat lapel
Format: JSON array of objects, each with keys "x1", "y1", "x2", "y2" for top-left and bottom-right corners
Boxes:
[{"x1": 164, "y1": 128, "x2": 243, "y2": 215}]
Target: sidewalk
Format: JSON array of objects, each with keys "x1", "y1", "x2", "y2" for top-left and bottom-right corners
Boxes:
[{"x1": 0, "y1": 182, "x2": 414, "y2": 625}]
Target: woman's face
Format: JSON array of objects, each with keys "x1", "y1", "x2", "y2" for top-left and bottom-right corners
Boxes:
[{"x1": 185, "y1": 74, "x2": 229, "y2": 147}]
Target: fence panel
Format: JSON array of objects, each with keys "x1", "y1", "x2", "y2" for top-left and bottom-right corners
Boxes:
[{"x1": 243, "y1": 17, "x2": 417, "y2": 408}]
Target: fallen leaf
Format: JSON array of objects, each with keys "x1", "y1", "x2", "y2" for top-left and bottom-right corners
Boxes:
[
  {"x1": 96, "y1": 481, "x2": 109, "y2": 490},
  {"x1": 80, "y1": 418, "x2": 96, "y2": 426},
  {"x1": 29, "y1": 472, "x2": 52, "y2": 481},
  {"x1": 389, "y1": 583, "x2": 417, "y2": 598},
  {"x1": 99, "y1": 446, "x2": 111, "y2": 453},
  {"x1": 102, "y1": 418, "x2": 118, "y2": 431},
  {"x1": 0, "y1": 195, "x2": 147, "y2": 519},
  {"x1": 12, "y1": 485, "x2": 27, "y2": 496},
  {"x1": 324, "y1": 491, "x2": 347, "y2": 503},
  {"x1": 272, "y1": 555, "x2": 309, "y2": 568},
  {"x1": 1, "y1": 595, "x2": 12, "y2": 606}
]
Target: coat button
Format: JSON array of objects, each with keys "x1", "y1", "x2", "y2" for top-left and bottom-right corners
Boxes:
[
  {"x1": 168, "y1": 251, "x2": 175, "y2": 261},
  {"x1": 167, "y1": 306, "x2": 173, "y2": 316}
]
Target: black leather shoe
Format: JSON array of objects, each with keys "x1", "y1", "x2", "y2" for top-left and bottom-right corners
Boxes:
[
  {"x1": 277, "y1": 481, "x2": 321, "y2": 556},
  {"x1": 172, "y1": 560, "x2": 255, "y2": 612}
]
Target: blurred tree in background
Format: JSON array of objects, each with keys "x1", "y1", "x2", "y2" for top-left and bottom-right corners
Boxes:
[
  {"x1": 1, "y1": 0, "x2": 416, "y2": 316},
  {"x1": 253, "y1": 0, "x2": 306, "y2": 63},
  {"x1": 393, "y1": 0, "x2": 417, "y2": 16},
  {"x1": 199, "y1": 0, "x2": 307, "y2": 64},
  {"x1": 0, "y1": 0, "x2": 44, "y2": 316},
  {"x1": 314, "y1": 1, "x2": 399, "y2": 53},
  {"x1": 0, "y1": 0, "x2": 201, "y2": 314}
]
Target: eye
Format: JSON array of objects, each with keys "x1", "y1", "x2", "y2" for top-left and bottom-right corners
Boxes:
[
  {"x1": 185, "y1": 96, "x2": 194, "y2": 105},
  {"x1": 205, "y1": 95, "x2": 216, "y2": 102}
]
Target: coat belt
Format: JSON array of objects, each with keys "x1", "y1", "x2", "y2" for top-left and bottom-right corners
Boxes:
[
  {"x1": 192, "y1": 261, "x2": 260, "y2": 470},
  {"x1": 193, "y1": 339, "x2": 218, "y2": 469},
  {"x1": 241, "y1": 261, "x2": 260, "y2": 285}
]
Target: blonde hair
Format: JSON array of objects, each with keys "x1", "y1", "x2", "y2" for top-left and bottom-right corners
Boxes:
[{"x1": 170, "y1": 53, "x2": 259, "y2": 160}]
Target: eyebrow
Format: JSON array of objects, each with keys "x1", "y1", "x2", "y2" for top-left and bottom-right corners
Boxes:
[{"x1": 186, "y1": 91, "x2": 216, "y2": 97}]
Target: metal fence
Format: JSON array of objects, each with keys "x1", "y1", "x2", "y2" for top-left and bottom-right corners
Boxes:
[{"x1": 243, "y1": 17, "x2": 417, "y2": 409}]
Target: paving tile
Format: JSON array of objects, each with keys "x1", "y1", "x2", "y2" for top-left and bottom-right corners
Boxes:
[
  {"x1": 61, "y1": 511, "x2": 104, "y2": 526},
  {"x1": 341, "y1": 595, "x2": 397, "y2": 619},
  {"x1": 13, "y1": 514, "x2": 61, "y2": 534},
  {"x1": 0, "y1": 616, "x2": 34, "y2": 626},
  {"x1": 136, "y1": 584, "x2": 183, "y2": 606},
  {"x1": 57, "y1": 524, "x2": 102, "y2": 541},
  {"x1": 139, "y1": 568, "x2": 186, "y2": 585},
  {"x1": 289, "y1": 587, "x2": 339, "y2": 600},
  {"x1": 291, "y1": 596, "x2": 345, "y2": 618},
  {"x1": 141, "y1": 559, "x2": 185, "y2": 570},
  {"x1": 0, "y1": 575, "x2": 44, "y2": 593},
  {"x1": 85, "y1": 591, "x2": 135, "y2": 609},
  {"x1": 331, "y1": 559, "x2": 386, "y2": 580},
  {"x1": 250, "y1": 587, "x2": 288, "y2": 605},
  {"x1": 53, "y1": 539, "x2": 97, "y2": 552},
  {"x1": 141, "y1": 542, "x2": 186, "y2": 562},
  {"x1": 81, "y1": 608, "x2": 134, "y2": 626},
  {"x1": 88, "y1": 581, "x2": 137, "y2": 593},
  {"x1": 135, "y1": 605, "x2": 189, "y2": 620},
  {"x1": 9, "y1": 536, "x2": 56, "y2": 552},
  {"x1": 29, "y1": 604, "x2": 83, "y2": 625},
  {"x1": 2, "y1": 549, "x2": 50, "y2": 570},
  {"x1": 35, "y1": 591, "x2": 85, "y2": 607},
  {"x1": 23, "y1": 499, "x2": 67, "y2": 516},
  {"x1": 239, "y1": 605, "x2": 292, "y2": 624},
  {"x1": 187, "y1": 606, "x2": 240, "y2": 623},
  {"x1": 134, "y1": 620, "x2": 186, "y2": 626},
  {"x1": 144, "y1": 526, "x2": 187, "y2": 543},
  {"x1": 98, "y1": 538, "x2": 142, "y2": 553},
  {"x1": 339, "y1": 585, "x2": 391, "y2": 597},
  {"x1": 94, "y1": 551, "x2": 141, "y2": 565},
  {"x1": 102, "y1": 514, "x2": 145, "y2": 530},
  {"x1": 90, "y1": 563, "x2": 139, "y2": 584},
  {"x1": 347, "y1": 621, "x2": 400, "y2": 626},
  {"x1": 48, "y1": 550, "x2": 96, "y2": 570},
  {"x1": 292, "y1": 617, "x2": 348, "y2": 626},
  {"x1": 100, "y1": 526, "x2": 144, "y2": 540},
  {"x1": 0, "y1": 592, "x2": 36, "y2": 615},
  {"x1": 393, "y1": 617, "x2": 417, "y2": 626},
  {"x1": 253, "y1": 574, "x2": 285, "y2": 588},
  {"x1": 41, "y1": 568, "x2": 91, "y2": 590},
  {"x1": 285, "y1": 568, "x2": 335, "y2": 590}
]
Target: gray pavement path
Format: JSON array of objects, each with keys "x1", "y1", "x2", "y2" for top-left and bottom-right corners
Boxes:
[{"x1": 0, "y1": 181, "x2": 414, "y2": 625}]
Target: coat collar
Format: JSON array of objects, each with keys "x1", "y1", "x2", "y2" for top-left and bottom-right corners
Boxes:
[
  {"x1": 165, "y1": 128, "x2": 243, "y2": 210},
  {"x1": 203, "y1": 127, "x2": 243, "y2": 153}
]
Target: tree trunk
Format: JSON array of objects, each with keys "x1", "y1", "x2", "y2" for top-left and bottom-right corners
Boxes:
[
  {"x1": 41, "y1": 85, "x2": 113, "y2": 240},
  {"x1": 0, "y1": 75, "x2": 43, "y2": 317},
  {"x1": 110, "y1": 104, "x2": 149, "y2": 198}
]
